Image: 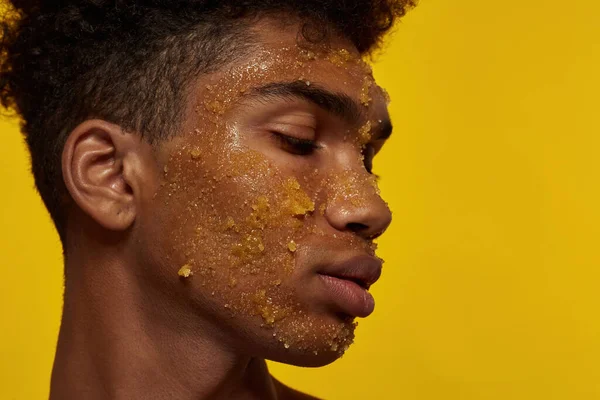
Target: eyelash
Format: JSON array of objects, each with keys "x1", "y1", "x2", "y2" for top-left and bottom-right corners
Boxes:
[
  {"x1": 271, "y1": 131, "x2": 379, "y2": 178},
  {"x1": 271, "y1": 132, "x2": 320, "y2": 156}
]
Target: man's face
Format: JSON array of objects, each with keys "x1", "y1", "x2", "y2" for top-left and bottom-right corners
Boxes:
[{"x1": 138, "y1": 21, "x2": 392, "y2": 366}]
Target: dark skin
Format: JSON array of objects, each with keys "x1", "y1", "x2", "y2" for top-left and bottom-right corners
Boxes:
[{"x1": 51, "y1": 17, "x2": 392, "y2": 400}]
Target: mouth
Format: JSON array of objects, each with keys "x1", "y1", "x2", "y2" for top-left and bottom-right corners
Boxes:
[{"x1": 317, "y1": 255, "x2": 382, "y2": 318}]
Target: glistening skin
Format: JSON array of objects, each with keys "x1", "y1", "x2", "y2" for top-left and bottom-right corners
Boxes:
[{"x1": 50, "y1": 17, "x2": 393, "y2": 400}]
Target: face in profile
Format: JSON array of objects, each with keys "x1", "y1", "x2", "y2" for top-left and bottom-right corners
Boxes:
[{"x1": 136, "y1": 23, "x2": 393, "y2": 367}]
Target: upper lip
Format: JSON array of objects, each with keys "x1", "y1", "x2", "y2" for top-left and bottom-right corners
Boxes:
[{"x1": 318, "y1": 255, "x2": 382, "y2": 290}]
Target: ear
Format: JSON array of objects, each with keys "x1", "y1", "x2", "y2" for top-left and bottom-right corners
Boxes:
[{"x1": 62, "y1": 119, "x2": 149, "y2": 231}]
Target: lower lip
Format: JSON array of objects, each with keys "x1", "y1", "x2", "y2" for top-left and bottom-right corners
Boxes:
[{"x1": 318, "y1": 274, "x2": 375, "y2": 318}]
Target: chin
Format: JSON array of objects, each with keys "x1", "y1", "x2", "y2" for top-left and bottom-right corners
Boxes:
[
  {"x1": 266, "y1": 344, "x2": 351, "y2": 368},
  {"x1": 253, "y1": 312, "x2": 358, "y2": 368}
]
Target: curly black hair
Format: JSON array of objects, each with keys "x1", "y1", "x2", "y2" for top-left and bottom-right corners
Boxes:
[{"x1": 0, "y1": 0, "x2": 415, "y2": 241}]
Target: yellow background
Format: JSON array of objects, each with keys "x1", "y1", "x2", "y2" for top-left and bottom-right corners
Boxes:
[{"x1": 1, "y1": 0, "x2": 600, "y2": 398}]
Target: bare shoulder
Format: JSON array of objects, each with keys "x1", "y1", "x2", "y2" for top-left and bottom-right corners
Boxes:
[{"x1": 273, "y1": 378, "x2": 322, "y2": 400}]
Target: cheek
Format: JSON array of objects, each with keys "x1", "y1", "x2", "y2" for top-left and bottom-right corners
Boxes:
[{"x1": 156, "y1": 133, "x2": 315, "y2": 310}]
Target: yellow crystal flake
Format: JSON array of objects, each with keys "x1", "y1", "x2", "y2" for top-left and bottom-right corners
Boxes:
[
  {"x1": 178, "y1": 264, "x2": 193, "y2": 278},
  {"x1": 190, "y1": 148, "x2": 202, "y2": 160},
  {"x1": 319, "y1": 203, "x2": 327, "y2": 215},
  {"x1": 299, "y1": 49, "x2": 316, "y2": 60},
  {"x1": 327, "y1": 48, "x2": 353, "y2": 67},
  {"x1": 204, "y1": 99, "x2": 226, "y2": 114},
  {"x1": 223, "y1": 216, "x2": 237, "y2": 232},
  {"x1": 368, "y1": 175, "x2": 381, "y2": 195},
  {"x1": 282, "y1": 178, "x2": 315, "y2": 216},
  {"x1": 358, "y1": 121, "x2": 373, "y2": 144},
  {"x1": 252, "y1": 289, "x2": 290, "y2": 326},
  {"x1": 246, "y1": 195, "x2": 270, "y2": 229},
  {"x1": 287, "y1": 240, "x2": 297, "y2": 252},
  {"x1": 232, "y1": 234, "x2": 265, "y2": 260},
  {"x1": 360, "y1": 78, "x2": 373, "y2": 107},
  {"x1": 229, "y1": 276, "x2": 238, "y2": 288}
]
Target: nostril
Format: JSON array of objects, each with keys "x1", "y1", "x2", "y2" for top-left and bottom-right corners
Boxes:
[{"x1": 346, "y1": 222, "x2": 369, "y2": 233}]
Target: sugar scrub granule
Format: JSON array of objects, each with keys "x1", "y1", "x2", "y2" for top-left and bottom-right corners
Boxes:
[
  {"x1": 232, "y1": 234, "x2": 266, "y2": 261},
  {"x1": 282, "y1": 177, "x2": 315, "y2": 216},
  {"x1": 359, "y1": 78, "x2": 373, "y2": 107},
  {"x1": 358, "y1": 121, "x2": 373, "y2": 144},
  {"x1": 299, "y1": 49, "x2": 316, "y2": 61},
  {"x1": 247, "y1": 195, "x2": 271, "y2": 229},
  {"x1": 223, "y1": 216, "x2": 237, "y2": 232},
  {"x1": 190, "y1": 148, "x2": 202, "y2": 160},
  {"x1": 204, "y1": 99, "x2": 226, "y2": 115},
  {"x1": 287, "y1": 240, "x2": 297, "y2": 252},
  {"x1": 327, "y1": 48, "x2": 353, "y2": 67},
  {"x1": 251, "y1": 195, "x2": 269, "y2": 212},
  {"x1": 178, "y1": 264, "x2": 193, "y2": 278},
  {"x1": 227, "y1": 149, "x2": 275, "y2": 179},
  {"x1": 358, "y1": 59, "x2": 374, "y2": 75},
  {"x1": 367, "y1": 175, "x2": 381, "y2": 196},
  {"x1": 252, "y1": 289, "x2": 290, "y2": 326},
  {"x1": 319, "y1": 203, "x2": 327, "y2": 216}
]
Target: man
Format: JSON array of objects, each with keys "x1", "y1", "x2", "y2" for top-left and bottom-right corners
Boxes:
[{"x1": 1, "y1": 1, "x2": 414, "y2": 398}]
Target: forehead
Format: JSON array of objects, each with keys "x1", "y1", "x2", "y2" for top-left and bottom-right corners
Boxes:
[{"x1": 188, "y1": 19, "x2": 390, "y2": 123}]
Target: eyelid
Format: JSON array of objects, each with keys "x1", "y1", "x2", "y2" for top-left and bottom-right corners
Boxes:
[
  {"x1": 271, "y1": 131, "x2": 320, "y2": 155},
  {"x1": 260, "y1": 109, "x2": 317, "y2": 135},
  {"x1": 263, "y1": 122, "x2": 316, "y2": 141},
  {"x1": 271, "y1": 131, "x2": 317, "y2": 145}
]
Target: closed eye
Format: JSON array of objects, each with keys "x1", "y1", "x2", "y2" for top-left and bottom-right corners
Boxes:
[{"x1": 271, "y1": 132, "x2": 320, "y2": 155}]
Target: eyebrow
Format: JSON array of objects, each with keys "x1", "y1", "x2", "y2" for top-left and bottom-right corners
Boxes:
[{"x1": 246, "y1": 81, "x2": 393, "y2": 141}]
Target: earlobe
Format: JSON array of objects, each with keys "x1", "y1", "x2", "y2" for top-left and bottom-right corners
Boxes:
[{"x1": 62, "y1": 119, "x2": 139, "y2": 231}]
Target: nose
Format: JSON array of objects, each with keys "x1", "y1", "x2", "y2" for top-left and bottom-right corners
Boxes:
[{"x1": 324, "y1": 176, "x2": 392, "y2": 240}]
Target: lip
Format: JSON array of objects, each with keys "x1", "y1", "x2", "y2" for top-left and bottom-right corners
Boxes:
[{"x1": 318, "y1": 255, "x2": 382, "y2": 318}]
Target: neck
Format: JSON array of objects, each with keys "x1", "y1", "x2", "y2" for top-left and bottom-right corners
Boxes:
[{"x1": 50, "y1": 244, "x2": 278, "y2": 400}]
